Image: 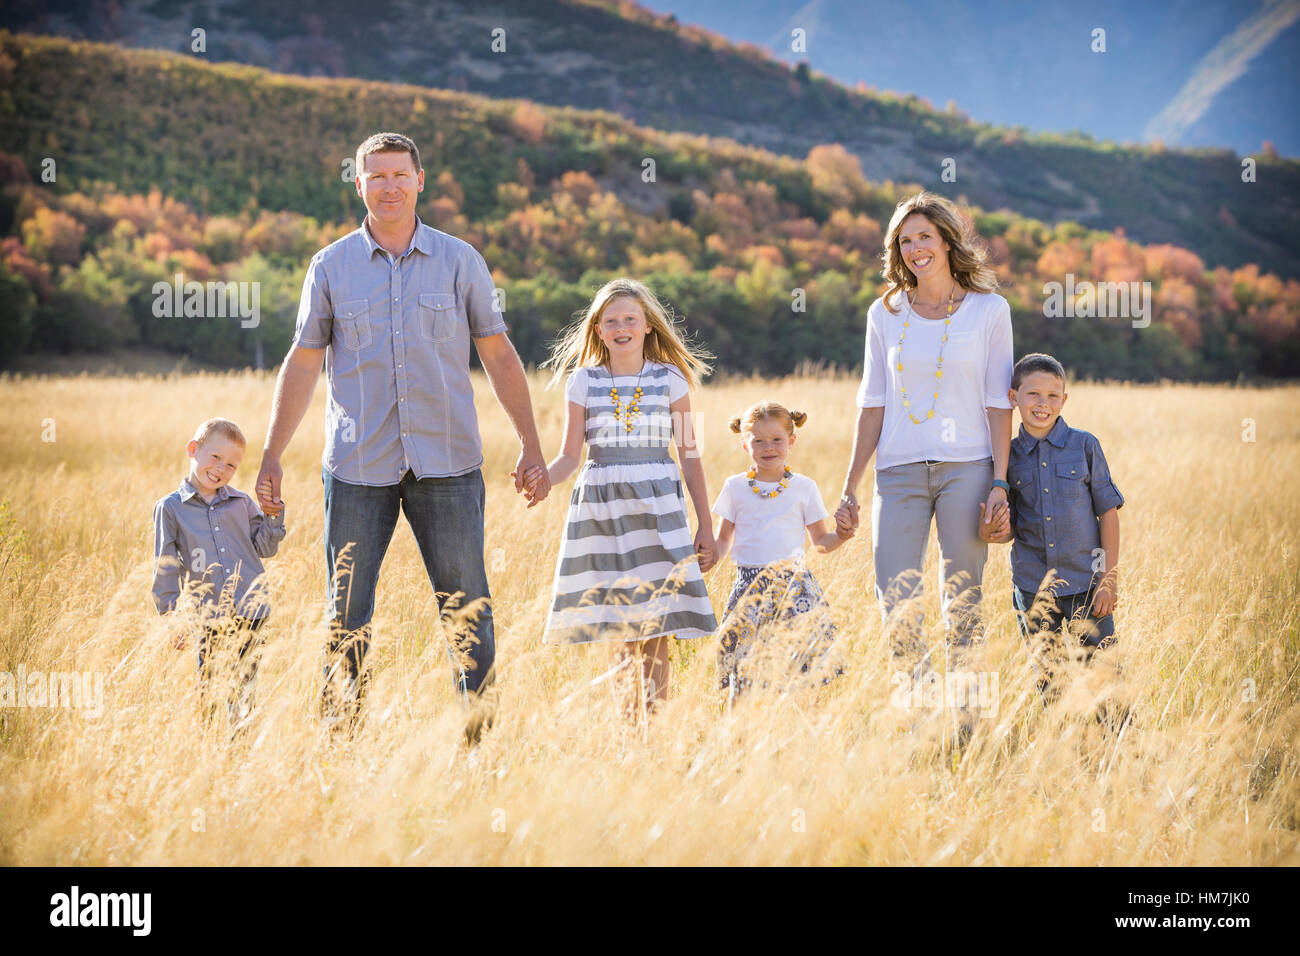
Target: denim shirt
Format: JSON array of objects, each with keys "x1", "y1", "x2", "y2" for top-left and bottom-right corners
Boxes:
[
  {"x1": 293, "y1": 217, "x2": 508, "y2": 486},
  {"x1": 1007, "y1": 416, "x2": 1123, "y2": 595},
  {"x1": 152, "y1": 478, "x2": 287, "y2": 619}
]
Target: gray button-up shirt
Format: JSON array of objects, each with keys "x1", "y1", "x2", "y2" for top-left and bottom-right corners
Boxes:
[
  {"x1": 293, "y1": 217, "x2": 507, "y2": 486},
  {"x1": 152, "y1": 478, "x2": 287, "y2": 619},
  {"x1": 1008, "y1": 416, "x2": 1124, "y2": 595}
]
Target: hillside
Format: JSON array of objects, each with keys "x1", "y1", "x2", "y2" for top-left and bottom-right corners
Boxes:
[
  {"x1": 3, "y1": 0, "x2": 1299, "y2": 278},
  {"x1": 0, "y1": 33, "x2": 1296, "y2": 380}
]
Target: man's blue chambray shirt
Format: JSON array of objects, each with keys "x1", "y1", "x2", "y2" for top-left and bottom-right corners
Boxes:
[
  {"x1": 1007, "y1": 415, "x2": 1124, "y2": 595},
  {"x1": 152, "y1": 478, "x2": 287, "y2": 620},
  {"x1": 292, "y1": 216, "x2": 508, "y2": 486}
]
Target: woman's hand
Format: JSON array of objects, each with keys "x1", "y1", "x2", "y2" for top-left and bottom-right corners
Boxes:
[
  {"x1": 978, "y1": 501, "x2": 1011, "y2": 543},
  {"x1": 835, "y1": 508, "x2": 856, "y2": 540},
  {"x1": 983, "y1": 484, "x2": 1008, "y2": 526},
  {"x1": 837, "y1": 492, "x2": 860, "y2": 530}
]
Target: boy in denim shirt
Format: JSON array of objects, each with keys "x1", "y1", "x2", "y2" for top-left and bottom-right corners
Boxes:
[
  {"x1": 981, "y1": 353, "x2": 1123, "y2": 686},
  {"x1": 152, "y1": 418, "x2": 287, "y2": 725}
]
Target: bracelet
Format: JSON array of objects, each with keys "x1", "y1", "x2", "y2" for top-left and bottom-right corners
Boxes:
[{"x1": 991, "y1": 479, "x2": 1010, "y2": 493}]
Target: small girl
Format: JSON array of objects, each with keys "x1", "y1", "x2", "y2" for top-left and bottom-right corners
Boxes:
[
  {"x1": 710, "y1": 403, "x2": 854, "y2": 696},
  {"x1": 526, "y1": 277, "x2": 718, "y2": 715}
]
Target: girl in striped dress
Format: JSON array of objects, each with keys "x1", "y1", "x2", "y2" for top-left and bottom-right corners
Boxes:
[{"x1": 525, "y1": 278, "x2": 718, "y2": 714}]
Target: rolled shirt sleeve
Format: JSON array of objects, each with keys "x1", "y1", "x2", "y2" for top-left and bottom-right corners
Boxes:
[
  {"x1": 1086, "y1": 434, "x2": 1125, "y2": 515},
  {"x1": 856, "y1": 303, "x2": 887, "y2": 409},
  {"x1": 292, "y1": 252, "x2": 333, "y2": 349},
  {"x1": 983, "y1": 297, "x2": 1014, "y2": 409},
  {"x1": 460, "y1": 248, "x2": 508, "y2": 339},
  {"x1": 151, "y1": 499, "x2": 183, "y2": 615}
]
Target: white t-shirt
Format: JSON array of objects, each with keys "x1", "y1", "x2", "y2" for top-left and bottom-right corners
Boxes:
[
  {"x1": 855, "y1": 290, "x2": 1014, "y2": 470},
  {"x1": 712, "y1": 472, "x2": 830, "y2": 568}
]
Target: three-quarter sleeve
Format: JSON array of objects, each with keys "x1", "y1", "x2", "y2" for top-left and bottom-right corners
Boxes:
[
  {"x1": 1085, "y1": 435, "x2": 1125, "y2": 516},
  {"x1": 856, "y1": 302, "x2": 887, "y2": 408},
  {"x1": 462, "y1": 248, "x2": 508, "y2": 338},
  {"x1": 983, "y1": 297, "x2": 1014, "y2": 409},
  {"x1": 151, "y1": 499, "x2": 183, "y2": 615},
  {"x1": 246, "y1": 496, "x2": 288, "y2": 558},
  {"x1": 292, "y1": 252, "x2": 333, "y2": 349}
]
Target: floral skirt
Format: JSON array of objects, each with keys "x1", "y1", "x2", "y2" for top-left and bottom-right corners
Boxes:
[{"x1": 717, "y1": 559, "x2": 840, "y2": 693}]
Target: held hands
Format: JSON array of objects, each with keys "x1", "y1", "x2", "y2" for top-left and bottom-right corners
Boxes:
[
  {"x1": 695, "y1": 528, "x2": 717, "y2": 573},
  {"x1": 511, "y1": 463, "x2": 550, "y2": 509},
  {"x1": 978, "y1": 500, "x2": 1012, "y2": 544},
  {"x1": 255, "y1": 457, "x2": 285, "y2": 516},
  {"x1": 512, "y1": 447, "x2": 551, "y2": 508},
  {"x1": 834, "y1": 507, "x2": 856, "y2": 540}
]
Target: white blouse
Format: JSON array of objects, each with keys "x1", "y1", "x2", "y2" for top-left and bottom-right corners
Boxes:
[{"x1": 856, "y1": 290, "x2": 1014, "y2": 470}]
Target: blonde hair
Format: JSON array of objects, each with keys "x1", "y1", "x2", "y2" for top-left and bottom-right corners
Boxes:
[
  {"x1": 192, "y1": 418, "x2": 246, "y2": 448},
  {"x1": 544, "y1": 277, "x2": 713, "y2": 389},
  {"x1": 728, "y1": 402, "x2": 808, "y2": 437},
  {"x1": 880, "y1": 191, "x2": 999, "y2": 313}
]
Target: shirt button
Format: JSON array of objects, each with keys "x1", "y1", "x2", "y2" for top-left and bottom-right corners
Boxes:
[
  {"x1": 219, "y1": 547, "x2": 226, "y2": 552},
  {"x1": 1043, "y1": 488, "x2": 1048, "y2": 494},
  {"x1": 1041, "y1": 462, "x2": 1047, "y2": 467},
  {"x1": 1048, "y1": 543, "x2": 1054, "y2": 548},
  {"x1": 1045, "y1": 516, "x2": 1052, "y2": 521}
]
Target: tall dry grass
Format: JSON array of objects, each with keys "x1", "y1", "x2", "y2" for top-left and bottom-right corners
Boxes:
[{"x1": 0, "y1": 369, "x2": 1296, "y2": 865}]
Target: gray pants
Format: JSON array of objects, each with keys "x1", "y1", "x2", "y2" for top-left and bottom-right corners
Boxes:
[{"x1": 871, "y1": 457, "x2": 992, "y2": 671}]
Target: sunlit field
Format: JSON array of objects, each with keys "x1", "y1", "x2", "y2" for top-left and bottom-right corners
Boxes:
[{"x1": 1, "y1": 369, "x2": 1297, "y2": 865}]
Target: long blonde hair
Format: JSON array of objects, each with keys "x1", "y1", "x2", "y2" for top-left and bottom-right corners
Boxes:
[
  {"x1": 880, "y1": 191, "x2": 999, "y2": 313},
  {"x1": 544, "y1": 277, "x2": 713, "y2": 389}
]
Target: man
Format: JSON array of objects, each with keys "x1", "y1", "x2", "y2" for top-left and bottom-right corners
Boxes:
[{"x1": 255, "y1": 132, "x2": 550, "y2": 739}]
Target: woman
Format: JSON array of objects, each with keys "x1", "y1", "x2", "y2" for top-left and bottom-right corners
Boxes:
[{"x1": 837, "y1": 191, "x2": 1013, "y2": 676}]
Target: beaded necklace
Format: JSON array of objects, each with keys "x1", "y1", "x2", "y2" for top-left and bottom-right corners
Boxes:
[
  {"x1": 607, "y1": 360, "x2": 646, "y2": 432},
  {"x1": 747, "y1": 466, "x2": 792, "y2": 498},
  {"x1": 897, "y1": 282, "x2": 959, "y2": 424}
]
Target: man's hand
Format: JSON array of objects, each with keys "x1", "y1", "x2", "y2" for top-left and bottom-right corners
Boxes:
[
  {"x1": 513, "y1": 447, "x2": 550, "y2": 505},
  {"x1": 256, "y1": 455, "x2": 284, "y2": 515}
]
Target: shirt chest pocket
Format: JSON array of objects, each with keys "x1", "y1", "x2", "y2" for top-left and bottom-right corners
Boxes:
[
  {"x1": 418, "y1": 292, "x2": 459, "y2": 344},
  {"x1": 1055, "y1": 460, "x2": 1089, "y2": 500},
  {"x1": 335, "y1": 298, "x2": 373, "y2": 350},
  {"x1": 1009, "y1": 464, "x2": 1037, "y2": 509}
]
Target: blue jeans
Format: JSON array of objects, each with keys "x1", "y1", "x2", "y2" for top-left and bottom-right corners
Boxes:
[{"x1": 322, "y1": 466, "x2": 495, "y2": 697}]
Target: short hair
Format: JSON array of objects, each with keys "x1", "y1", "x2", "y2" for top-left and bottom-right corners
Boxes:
[
  {"x1": 192, "y1": 418, "x2": 246, "y2": 448},
  {"x1": 355, "y1": 132, "x2": 421, "y2": 175},
  {"x1": 729, "y1": 402, "x2": 808, "y2": 437},
  {"x1": 1011, "y1": 353, "x2": 1067, "y2": 390}
]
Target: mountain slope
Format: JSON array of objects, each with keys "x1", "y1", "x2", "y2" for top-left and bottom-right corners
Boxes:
[{"x1": 2, "y1": 0, "x2": 1298, "y2": 277}]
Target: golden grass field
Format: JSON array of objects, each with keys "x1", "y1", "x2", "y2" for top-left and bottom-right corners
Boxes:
[{"x1": 0, "y1": 368, "x2": 1297, "y2": 865}]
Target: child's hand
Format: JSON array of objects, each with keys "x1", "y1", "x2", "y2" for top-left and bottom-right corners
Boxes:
[
  {"x1": 1091, "y1": 575, "x2": 1117, "y2": 617},
  {"x1": 256, "y1": 477, "x2": 285, "y2": 516},
  {"x1": 835, "y1": 509, "x2": 856, "y2": 540},
  {"x1": 511, "y1": 465, "x2": 548, "y2": 509},
  {"x1": 170, "y1": 622, "x2": 190, "y2": 651}
]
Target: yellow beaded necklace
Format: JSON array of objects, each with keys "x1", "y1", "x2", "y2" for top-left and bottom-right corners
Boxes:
[
  {"x1": 608, "y1": 361, "x2": 646, "y2": 432},
  {"x1": 897, "y1": 282, "x2": 958, "y2": 424},
  {"x1": 747, "y1": 466, "x2": 792, "y2": 497}
]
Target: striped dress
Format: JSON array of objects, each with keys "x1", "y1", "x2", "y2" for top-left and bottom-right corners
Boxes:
[{"x1": 542, "y1": 361, "x2": 718, "y2": 645}]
